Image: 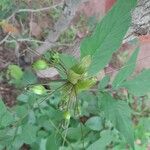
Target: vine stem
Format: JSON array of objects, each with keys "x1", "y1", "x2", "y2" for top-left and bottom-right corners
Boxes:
[
  {"x1": 62, "y1": 119, "x2": 70, "y2": 147},
  {"x1": 48, "y1": 119, "x2": 74, "y2": 150},
  {"x1": 74, "y1": 87, "x2": 85, "y2": 150}
]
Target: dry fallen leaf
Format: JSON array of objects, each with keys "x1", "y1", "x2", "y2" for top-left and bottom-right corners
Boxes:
[
  {"x1": 1, "y1": 21, "x2": 19, "y2": 34},
  {"x1": 29, "y1": 21, "x2": 42, "y2": 38}
]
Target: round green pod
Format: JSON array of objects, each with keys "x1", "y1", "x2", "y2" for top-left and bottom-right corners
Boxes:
[
  {"x1": 33, "y1": 59, "x2": 48, "y2": 70},
  {"x1": 30, "y1": 85, "x2": 46, "y2": 95}
]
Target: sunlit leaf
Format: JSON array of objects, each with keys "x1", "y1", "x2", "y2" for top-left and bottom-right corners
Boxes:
[
  {"x1": 8, "y1": 65, "x2": 23, "y2": 80},
  {"x1": 80, "y1": 0, "x2": 137, "y2": 76}
]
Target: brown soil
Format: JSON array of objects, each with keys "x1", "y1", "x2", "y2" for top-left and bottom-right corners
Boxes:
[{"x1": 0, "y1": 42, "x2": 17, "y2": 106}]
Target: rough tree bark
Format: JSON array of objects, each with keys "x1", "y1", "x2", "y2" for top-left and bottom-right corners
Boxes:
[{"x1": 124, "y1": 0, "x2": 150, "y2": 43}]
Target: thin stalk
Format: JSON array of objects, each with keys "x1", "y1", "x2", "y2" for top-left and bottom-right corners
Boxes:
[
  {"x1": 48, "y1": 119, "x2": 74, "y2": 150},
  {"x1": 74, "y1": 87, "x2": 85, "y2": 150}
]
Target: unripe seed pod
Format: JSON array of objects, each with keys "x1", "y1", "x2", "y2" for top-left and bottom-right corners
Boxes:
[
  {"x1": 30, "y1": 85, "x2": 46, "y2": 95},
  {"x1": 63, "y1": 111, "x2": 71, "y2": 120},
  {"x1": 33, "y1": 59, "x2": 48, "y2": 70}
]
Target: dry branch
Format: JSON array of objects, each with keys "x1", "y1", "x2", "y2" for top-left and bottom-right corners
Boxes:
[{"x1": 34, "y1": 0, "x2": 89, "y2": 57}]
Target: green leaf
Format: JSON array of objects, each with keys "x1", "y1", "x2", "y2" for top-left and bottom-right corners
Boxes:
[
  {"x1": 112, "y1": 48, "x2": 139, "y2": 89},
  {"x1": 14, "y1": 105, "x2": 28, "y2": 118},
  {"x1": 46, "y1": 133, "x2": 59, "y2": 150},
  {"x1": 21, "y1": 70, "x2": 37, "y2": 86},
  {"x1": 8, "y1": 65, "x2": 23, "y2": 80},
  {"x1": 0, "y1": 100, "x2": 13, "y2": 127},
  {"x1": 59, "y1": 54, "x2": 77, "y2": 69},
  {"x1": 85, "y1": 116, "x2": 103, "y2": 131},
  {"x1": 80, "y1": 0, "x2": 137, "y2": 76},
  {"x1": 71, "y1": 55, "x2": 92, "y2": 74},
  {"x1": 120, "y1": 69, "x2": 150, "y2": 96},
  {"x1": 57, "y1": 54, "x2": 77, "y2": 78},
  {"x1": 17, "y1": 93, "x2": 29, "y2": 102},
  {"x1": 0, "y1": 100, "x2": 6, "y2": 116},
  {"x1": 79, "y1": 91, "x2": 99, "y2": 115},
  {"x1": 65, "y1": 126, "x2": 89, "y2": 143},
  {"x1": 87, "y1": 130, "x2": 113, "y2": 150},
  {"x1": 98, "y1": 75, "x2": 110, "y2": 89},
  {"x1": 20, "y1": 124, "x2": 38, "y2": 144},
  {"x1": 1, "y1": 111, "x2": 13, "y2": 127},
  {"x1": 66, "y1": 127, "x2": 84, "y2": 141},
  {"x1": 100, "y1": 92, "x2": 134, "y2": 149}
]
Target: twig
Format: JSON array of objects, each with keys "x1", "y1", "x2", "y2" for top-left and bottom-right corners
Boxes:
[
  {"x1": 5, "y1": 38, "x2": 49, "y2": 44},
  {"x1": 16, "y1": 3, "x2": 63, "y2": 13},
  {"x1": 6, "y1": 3, "x2": 63, "y2": 21},
  {"x1": 0, "y1": 33, "x2": 10, "y2": 45},
  {"x1": 5, "y1": 38, "x2": 74, "y2": 47}
]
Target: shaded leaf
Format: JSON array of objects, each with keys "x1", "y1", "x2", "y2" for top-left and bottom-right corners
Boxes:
[
  {"x1": 120, "y1": 69, "x2": 150, "y2": 96},
  {"x1": 21, "y1": 70, "x2": 37, "y2": 86},
  {"x1": 0, "y1": 100, "x2": 13, "y2": 127},
  {"x1": 46, "y1": 133, "x2": 59, "y2": 150},
  {"x1": 112, "y1": 48, "x2": 139, "y2": 89},
  {"x1": 98, "y1": 75, "x2": 110, "y2": 89},
  {"x1": 100, "y1": 92, "x2": 134, "y2": 149},
  {"x1": 87, "y1": 130, "x2": 113, "y2": 150},
  {"x1": 0, "y1": 100, "x2": 6, "y2": 116},
  {"x1": 20, "y1": 124, "x2": 38, "y2": 144},
  {"x1": 80, "y1": 0, "x2": 137, "y2": 76},
  {"x1": 85, "y1": 116, "x2": 103, "y2": 131}
]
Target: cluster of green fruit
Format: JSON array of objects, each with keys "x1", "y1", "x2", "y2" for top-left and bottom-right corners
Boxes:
[{"x1": 31, "y1": 55, "x2": 96, "y2": 95}]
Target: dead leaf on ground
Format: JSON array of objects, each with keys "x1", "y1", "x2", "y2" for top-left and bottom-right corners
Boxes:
[
  {"x1": 38, "y1": 15, "x2": 54, "y2": 29},
  {"x1": 1, "y1": 21, "x2": 19, "y2": 35},
  {"x1": 79, "y1": 0, "x2": 105, "y2": 18},
  {"x1": 29, "y1": 21, "x2": 42, "y2": 38}
]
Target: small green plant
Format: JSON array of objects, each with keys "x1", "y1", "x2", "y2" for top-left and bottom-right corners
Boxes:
[
  {"x1": 1, "y1": 0, "x2": 150, "y2": 149},
  {"x1": 0, "y1": 0, "x2": 14, "y2": 20},
  {"x1": 59, "y1": 26, "x2": 77, "y2": 44}
]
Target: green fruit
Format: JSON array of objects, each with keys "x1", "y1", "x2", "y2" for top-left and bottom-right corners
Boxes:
[
  {"x1": 68, "y1": 70, "x2": 81, "y2": 85},
  {"x1": 30, "y1": 85, "x2": 46, "y2": 95},
  {"x1": 8, "y1": 65, "x2": 23, "y2": 80},
  {"x1": 71, "y1": 55, "x2": 91, "y2": 75},
  {"x1": 33, "y1": 59, "x2": 48, "y2": 70},
  {"x1": 75, "y1": 77, "x2": 97, "y2": 92},
  {"x1": 63, "y1": 111, "x2": 71, "y2": 120}
]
